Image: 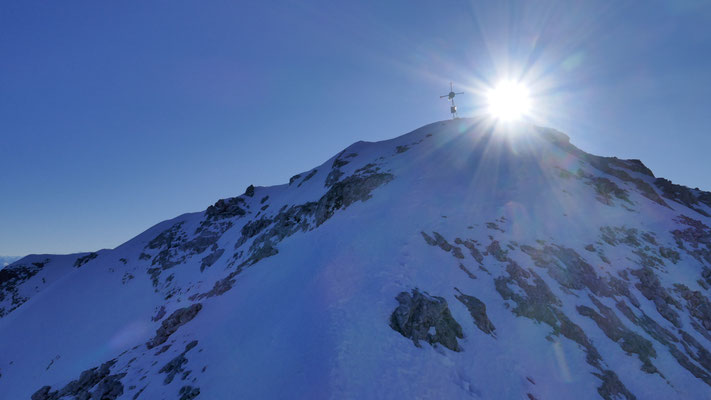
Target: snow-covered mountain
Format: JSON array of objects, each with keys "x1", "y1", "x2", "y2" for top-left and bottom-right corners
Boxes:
[
  {"x1": 0, "y1": 256, "x2": 21, "y2": 268},
  {"x1": 2, "y1": 119, "x2": 711, "y2": 400}
]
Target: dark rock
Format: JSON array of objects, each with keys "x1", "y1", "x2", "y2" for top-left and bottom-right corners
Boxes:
[
  {"x1": 599, "y1": 226, "x2": 642, "y2": 248},
  {"x1": 389, "y1": 289, "x2": 463, "y2": 352},
  {"x1": 521, "y1": 244, "x2": 613, "y2": 297},
  {"x1": 586, "y1": 176, "x2": 631, "y2": 206},
  {"x1": 458, "y1": 264, "x2": 477, "y2": 279},
  {"x1": 495, "y1": 260, "x2": 603, "y2": 368},
  {"x1": 659, "y1": 247, "x2": 680, "y2": 264},
  {"x1": 297, "y1": 170, "x2": 318, "y2": 187},
  {"x1": 672, "y1": 215, "x2": 711, "y2": 265},
  {"x1": 313, "y1": 172, "x2": 394, "y2": 226},
  {"x1": 332, "y1": 156, "x2": 349, "y2": 169},
  {"x1": 455, "y1": 239, "x2": 484, "y2": 264},
  {"x1": 190, "y1": 271, "x2": 239, "y2": 300},
  {"x1": 455, "y1": 289, "x2": 495, "y2": 336},
  {"x1": 92, "y1": 373, "x2": 126, "y2": 400},
  {"x1": 422, "y1": 232, "x2": 467, "y2": 260},
  {"x1": 485, "y1": 222, "x2": 504, "y2": 232},
  {"x1": 160, "y1": 341, "x2": 198, "y2": 385},
  {"x1": 324, "y1": 168, "x2": 344, "y2": 187},
  {"x1": 32, "y1": 359, "x2": 121, "y2": 400},
  {"x1": 152, "y1": 306, "x2": 167, "y2": 322},
  {"x1": 74, "y1": 253, "x2": 98, "y2": 268},
  {"x1": 676, "y1": 285, "x2": 711, "y2": 333},
  {"x1": 31, "y1": 386, "x2": 56, "y2": 400},
  {"x1": 179, "y1": 385, "x2": 201, "y2": 400},
  {"x1": 200, "y1": 248, "x2": 224, "y2": 272},
  {"x1": 121, "y1": 273, "x2": 135, "y2": 284},
  {"x1": 147, "y1": 304, "x2": 203, "y2": 349},
  {"x1": 577, "y1": 296, "x2": 657, "y2": 373},
  {"x1": 630, "y1": 268, "x2": 681, "y2": 327},
  {"x1": 244, "y1": 185, "x2": 255, "y2": 197},
  {"x1": 594, "y1": 370, "x2": 636, "y2": 400},
  {"x1": 0, "y1": 260, "x2": 48, "y2": 318},
  {"x1": 486, "y1": 240, "x2": 508, "y2": 262},
  {"x1": 655, "y1": 178, "x2": 711, "y2": 217},
  {"x1": 206, "y1": 197, "x2": 247, "y2": 220},
  {"x1": 145, "y1": 220, "x2": 232, "y2": 290}
]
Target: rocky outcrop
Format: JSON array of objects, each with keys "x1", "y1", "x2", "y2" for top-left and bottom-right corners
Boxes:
[
  {"x1": 145, "y1": 219, "x2": 233, "y2": 290},
  {"x1": 588, "y1": 176, "x2": 631, "y2": 206},
  {"x1": 577, "y1": 296, "x2": 658, "y2": 374},
  {"x1": 548, "y1": 134, "x2": 667, "y2": 209},
  {"x1": 147, "y1": 303, "x2": 203, "y2": 349},
  {"x1": 232, "y1": 170, "x2": 393, "y2": 270},
  {"x1": 421, "y1": 231, "x2": 466, "y2": 259},
  {"x1": 200, "y1": 246, "x2": 225, "y2": 272},
  {"x1": 455, "y1": 289, "x2": 495, "y2": 336},
  {"x1": 494, "y1": 260, "x2": 619, "y2": 385},
  {"x1": 74, "y1": 252, "x2": 98, "y2": 268},
  {"x1": 179, "y1": 385, "x2": 201, "y2": 400},
  {"x1": 390, "y1": 289, "x2": 463, "y2": 352},
  {"x1": 486, "y1": 240, "x2": 508, "y2": 262},
  {"x1": 159, "y1": 340, "x2": 198, "y2": 385},
  {"x1": 594, "y1": 370, "x2": 636, "y2": 400},
  {"x1": 395, "y1": 145, "x2": 409, "y2": 153},
  {"x1": 630, "y1": 267, "x2": 681, "y2": 328},
  {"x1": 31, "y1": 359, "x2": 124, "y2": 400},
  {"x1": 672, "y1": 215, "x2": 711, "y2": 265},
  {"x1": 455, "y1": 238, "x2": 484, "y2": 264},
  {"x1": 676, "y1": 284, "x2": 711, "y2": 335},
  {"x1": 297, "y1": 169, "x2": 318, "y2": 187},
  {"x1": 0, "y1": 260, "x2": 47, "y2": 318},
  {"x1": 244, "y1": 185, "x2": 255, "y2": 197},
  {"x1": 655, "y1": 178, "x2": 711, "y2": 217},
  {"x1": 206, "y1": 197, "x2": 247, "y2": 220},
  {"x1": 521, "y1": 244, "x2": 613, "y2": 297},
  {"x1": 190, "y1": 271, "x2": 239, "y2": 300}
]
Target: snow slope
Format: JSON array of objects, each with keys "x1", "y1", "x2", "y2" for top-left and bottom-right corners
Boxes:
[{"x1": 2, "y1": 119, "x2": 711, "y2": 400}]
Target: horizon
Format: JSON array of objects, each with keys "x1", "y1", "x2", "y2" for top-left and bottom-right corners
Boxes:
[{"x1": 2, "y1": 1, "x2": 711, "y2": 256}]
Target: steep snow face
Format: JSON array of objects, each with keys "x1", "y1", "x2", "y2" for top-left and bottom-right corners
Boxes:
[{"x1": 2, "y1": 119, "x2": 711, "y2": 400}]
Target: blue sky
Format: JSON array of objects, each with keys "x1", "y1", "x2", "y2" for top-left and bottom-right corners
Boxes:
[{"x1": 2, "y1": 0, "x2": 710, "y2": 255}]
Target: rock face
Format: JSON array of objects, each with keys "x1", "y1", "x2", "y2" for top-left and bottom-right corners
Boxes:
[
  {"x1": 655, "y1": 177, "x2": 711, "y2": 217},
  {"x1": 390, "y1": 289, "x2": 464, "y2": 352},
  {"x1": 30, "y1": 360, "x2": 124, "y2": 400},
  {"x1": 147, "y1": 303, "x2": 203, "y2": 349},
  {"x1": 159, "y1": 340, "x2": 198, "y2": 384},
  {"x1": 455, "y1": 289, "x2": 496, "y2": 336},
  {"x1": 0, "y1": 260, "x2": 46, "y2": 317}
]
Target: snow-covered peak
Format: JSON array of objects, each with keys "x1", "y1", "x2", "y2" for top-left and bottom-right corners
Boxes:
[{"x1": 2, "y1": 119, "x2": 711, "y2": 399}]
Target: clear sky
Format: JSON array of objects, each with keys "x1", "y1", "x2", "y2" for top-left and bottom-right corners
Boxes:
[{"x1": 2, "y1": 0, "x2": 710, "y2": 256}]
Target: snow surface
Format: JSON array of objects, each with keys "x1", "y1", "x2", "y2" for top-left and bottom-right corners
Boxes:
[{"x1": 2, "y1": 119, "x2": 711, "y2": 399}]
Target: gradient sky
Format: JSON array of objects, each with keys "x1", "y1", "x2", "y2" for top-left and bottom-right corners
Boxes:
[{"x1": 2, "y1": 0, "x2": 710, "y2": 256}]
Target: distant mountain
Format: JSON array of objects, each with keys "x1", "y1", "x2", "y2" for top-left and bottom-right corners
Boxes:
[
  {"x1": 0, "y1": 256, "x2": 21, "y2": 268},
  {"x1": 2, "y1": 119, "x2": 711, "y2": 399}
]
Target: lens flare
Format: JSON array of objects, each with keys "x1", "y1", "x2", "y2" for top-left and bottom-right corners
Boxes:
[{"x1": 486, "y1": 81, "x2": 531, "y2": 121}]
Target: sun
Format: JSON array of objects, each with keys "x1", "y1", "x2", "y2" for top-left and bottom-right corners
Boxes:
[{"x1": 486, "y1": 80, "x2": 531, "y2": 121}]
